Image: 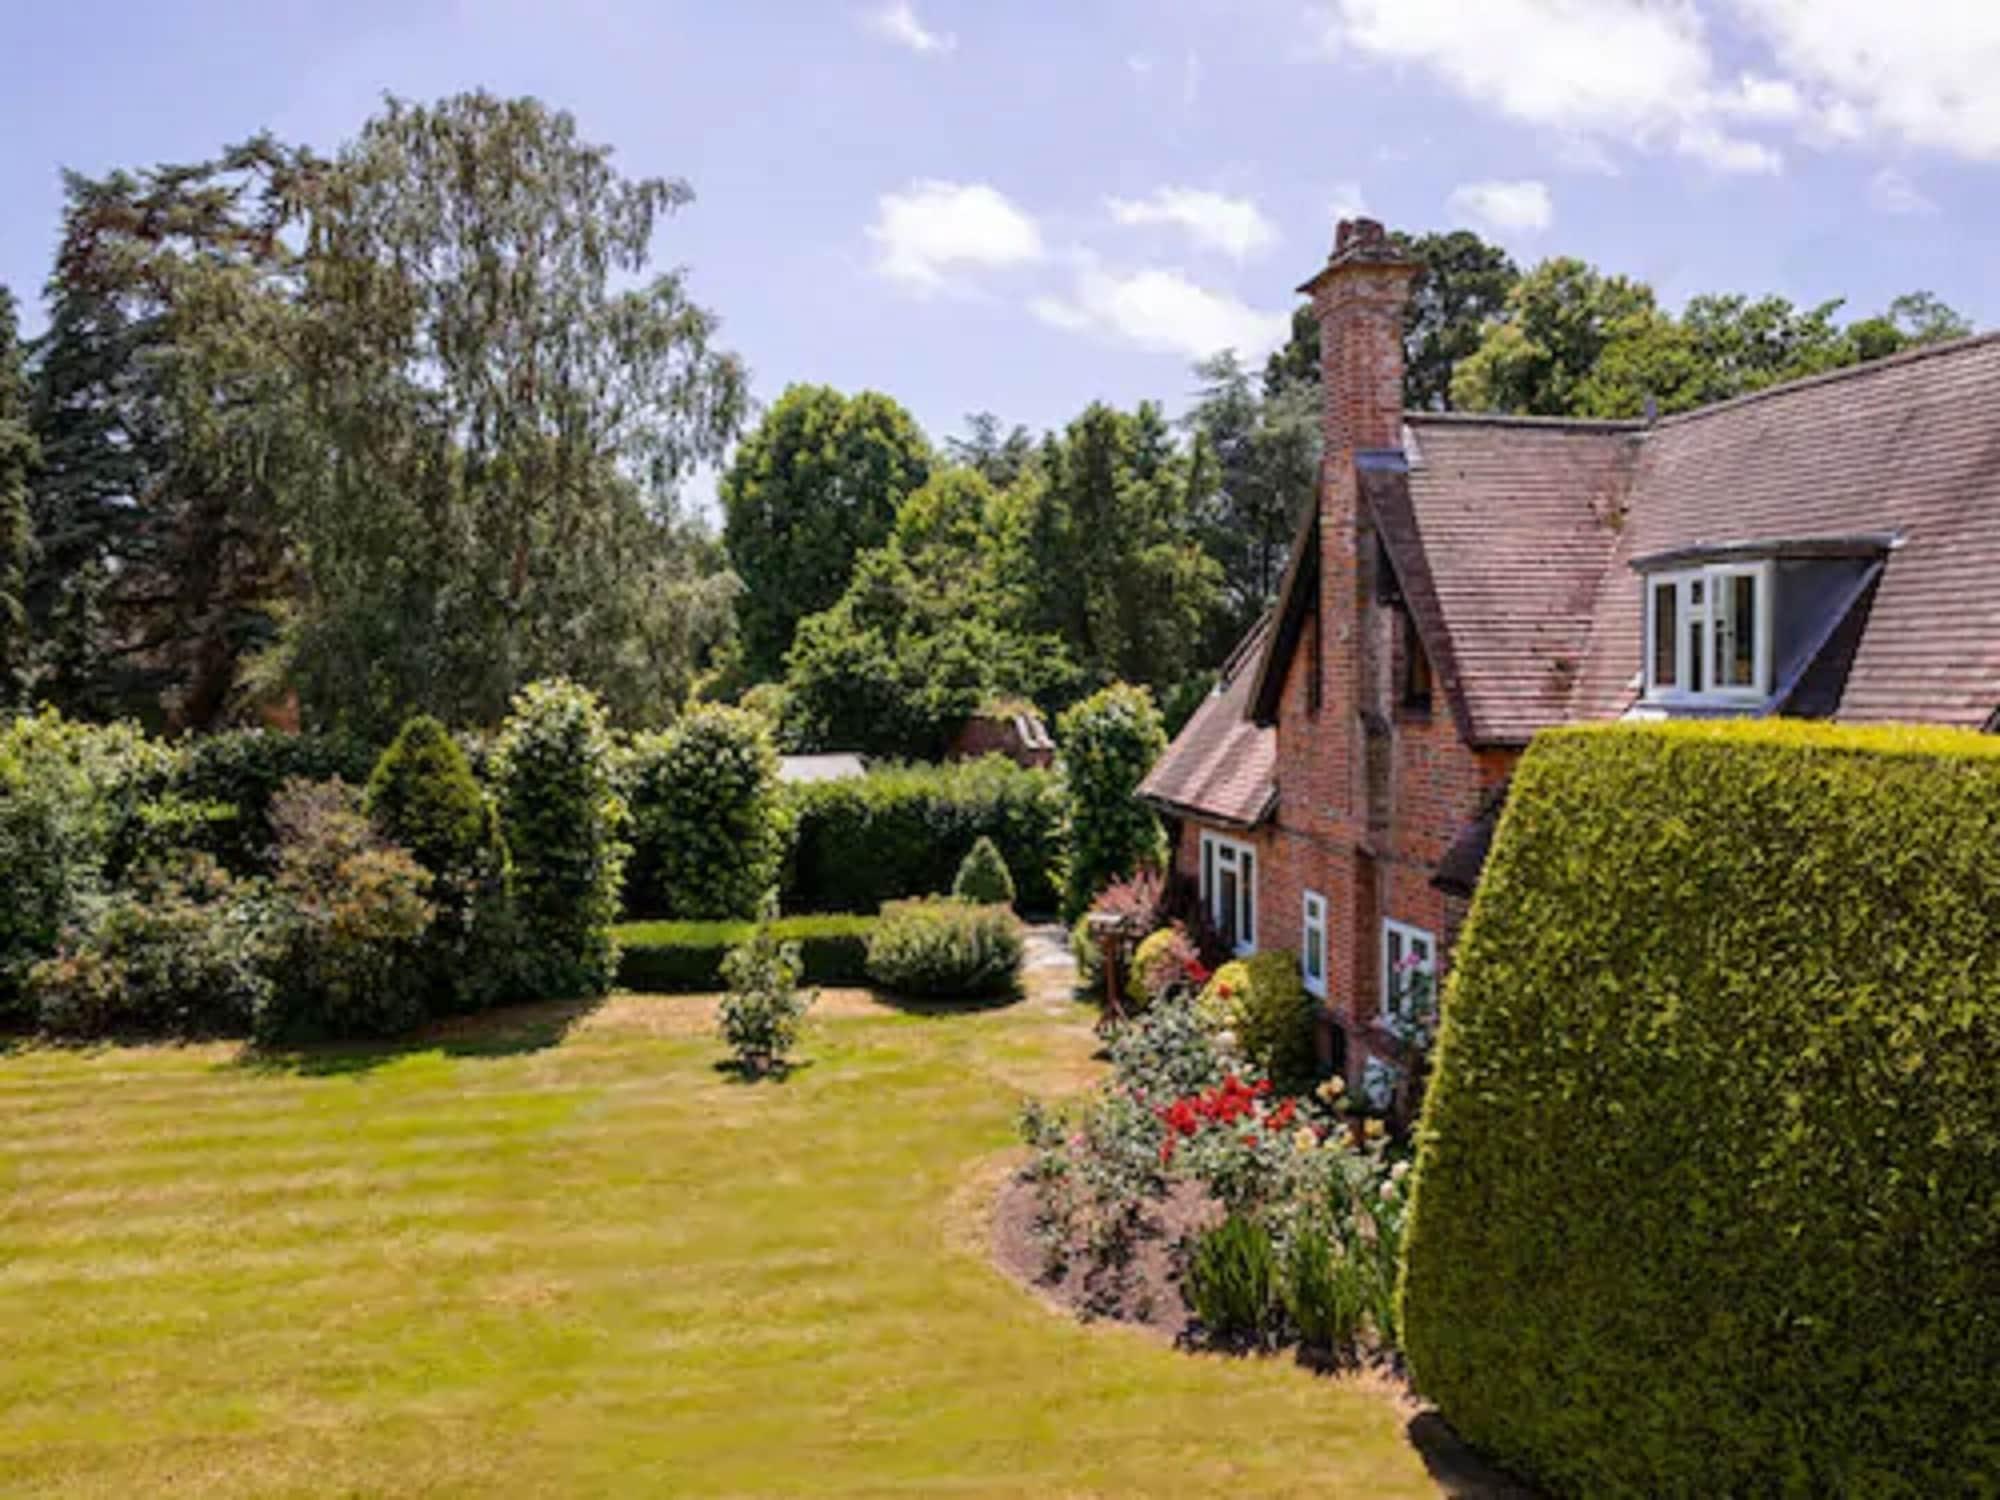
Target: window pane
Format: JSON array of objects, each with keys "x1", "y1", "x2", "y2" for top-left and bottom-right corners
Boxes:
[
  {"x1": 1305, "y1": 926, "x2": 1323, "y2": 980},
  {"x1": 1687, "y1": 611, "x2": 1704, "y2": 693},
  {"x1": 1240, "y1": 853, "x2": 1254, "y2": 944},
  {"x1": 1651, "y1": 581, "x2": 1678, "y2": 688},
  {"x1": 1724, "y1": 573, "x2": 1758, "y2": 688},
  {"x1": 1219, "y1": 869, "x2": 1238, "y2": 947}
]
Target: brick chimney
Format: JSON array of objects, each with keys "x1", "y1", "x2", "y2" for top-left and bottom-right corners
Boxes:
[{"x1": 1297, "y1": 217, "x2": 1418, "y2": 461}]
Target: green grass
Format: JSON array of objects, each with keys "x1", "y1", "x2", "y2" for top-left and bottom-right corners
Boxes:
[{"x1": 0, "y1": 989, "x2": 1438, "y2": 1497}]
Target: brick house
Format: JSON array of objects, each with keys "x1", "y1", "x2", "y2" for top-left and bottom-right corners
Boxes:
[{"x1": 1139, "y1": 216, "x2": 2000, "y2": 1101}]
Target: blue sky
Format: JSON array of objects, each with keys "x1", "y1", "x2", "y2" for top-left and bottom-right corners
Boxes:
[{"x1": 6, "y1": 0, "x2": 2000, "y2": 493}]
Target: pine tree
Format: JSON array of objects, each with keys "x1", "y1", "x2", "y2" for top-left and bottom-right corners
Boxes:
[{"x1": 0, "y1": 286, "x2": 34, "y2": 710}]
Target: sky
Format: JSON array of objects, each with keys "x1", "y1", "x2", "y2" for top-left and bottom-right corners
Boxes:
[{"x1": 7, "y1": 0, "x2": 2000, "y2": 502}]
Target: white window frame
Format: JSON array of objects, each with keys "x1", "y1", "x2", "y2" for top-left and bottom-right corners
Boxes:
[
  {"x1": 1301, "y1": 890, "x2": 1328, "y2": 999},
  {"x1": 1642, "y1": 560, "x2": 1774, "y2": 705},
  {"x1": 1378, "y1": 918, "x2": 1436, "y2": 1031},
  {"x1": 1198, "y1": 831, "x2": 1258, "y2": 956}
]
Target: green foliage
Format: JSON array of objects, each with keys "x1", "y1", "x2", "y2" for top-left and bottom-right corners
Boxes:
[
  {"x1": 1069, "y1": 913, "x2": 1104, "y2": 991},
  {"x1": 492, "y1": 679, "x2": 629, "y2": 1000},
  {"x1": 624, "y1": 705, "x2": 786, "y2": 920},
  {"x1": 951, "y1": 835, "x2": 1015, "y2": 907},
  {"x1": 863, "y1": 897, "x2": 1023, "y2": 1000},
  {"x1": 1201, "y1": 953, "x2": 1318, "y2": 1094},
  {"x1": 365, "y1": 715, "x2": 510, "y2": 1011},
  {"x1": 784, "y1": 756, "x2": 1064, "y2": 914},
  {"x1": 1126, "y1": 924, "x2": 1197, "y2": 1011},
  {"x1": 1105, "y1": 990, "x2": 1228, "y2": 1103},
  {"x1": 1056, "y1": 683, "x2": 1167, "y2": 920},
  {"x1": 613, "y1": 915, "x2": 874, "y2": 992},
  {"x1": 255, "y1": 779, "x2": 435, "y2": 1041},
  {"x1": 0, "y1": 285, "x2": 34, "y2": 710},
  {"x1": 0, "y1": 710, "x2": 176, "y2": 1018},
  {"x1": 1186, "y1": 1213, "x2": 1282, "y2": 1346},
  {"x1": 175, "y1": 730, "x2": 379, "y2": 874},
  {"x1": 27, "y1": 858, "x2": 273, "y2": 1039},
  {"x1": 1281, "y1": 1229, "x2": 1363, "y2": 1354},
  {"x1": 722, "y1": 384, "x2": 932, "y2": 680},
  {"x1": 716, "y1": 894, "x2": 817, "y2": 1075},
  {"x1": 1401, "y1": 721, "x2": 2000, "y2": 1498}
]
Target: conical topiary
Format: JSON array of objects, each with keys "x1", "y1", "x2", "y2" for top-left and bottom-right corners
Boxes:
[{"x1": 952, "y1": 835, "x2": 1016, "y2": 907}]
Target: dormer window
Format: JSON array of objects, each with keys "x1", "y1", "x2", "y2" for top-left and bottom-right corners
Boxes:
[{"x1": 1643, "y1": 561, "x2": 1772, "y2": 703}]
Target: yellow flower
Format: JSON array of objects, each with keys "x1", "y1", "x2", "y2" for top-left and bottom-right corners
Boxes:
[
  {"x1": 1315, "y1": 1077, "x2": 1346, "y2": 1105},
  {"x1": 1292, "y1": 1127, "x2": 1318, "y2": 1155},
  {"x1": 1363, "y1": 1118, "x2": 1387, "y2": 1142}
]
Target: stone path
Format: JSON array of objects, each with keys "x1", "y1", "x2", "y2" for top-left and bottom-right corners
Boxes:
[{"x1": 1020, "y1": 922, "x2": 1084, "y2": 1013}]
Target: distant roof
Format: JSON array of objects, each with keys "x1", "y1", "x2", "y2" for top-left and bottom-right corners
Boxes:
[
  {"x1": 1139, "y1": 616, "x2": 1278, "y2": 828},
  {"x1": 779, "y1": 753, "x2": 868, "y2": 784}
]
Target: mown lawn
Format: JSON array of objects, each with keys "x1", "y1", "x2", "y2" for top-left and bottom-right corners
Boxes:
[{"x1": 0, "y1": 986, "x2": 1441, "y2": 1497}]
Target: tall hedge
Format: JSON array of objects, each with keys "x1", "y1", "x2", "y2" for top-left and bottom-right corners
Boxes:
[
  {"x1": 784, "y1": 756, "x2": 1063, "y2": 914},
  {"x1": 1056, "y1": 682, "x2": 1167, "y2": 920},
  {"x1": 491, "y1": 680, "x2": 629, "y2": 1000},
  {"x1": 1400, "y1": 721, "x2": 2000, "y2": 1498},
  {"x1": 175, "y1": 729, "x2": 378, "y2": 873},
  {"x1": 624, "y1": 705, "x2": 786, "y2": 920}
]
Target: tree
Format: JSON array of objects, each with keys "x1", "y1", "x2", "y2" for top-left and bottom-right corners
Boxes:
[
  {"x1": 1450, "y1": 258, "x2": 1663, "y2": 416},
  {"x1": 947, "y1": 411, "x2": 1034, "y2": 487},
  {"x1": 281, "y1": 92, "x2": 747, "y2": 735},
  {"x1": 1057, "y1": 682, "x2": 1168, "y2": 919},
  {"x1": 721, "y1": 384, "x2": 931, "y2": 681},
  {"x1": 1263, "y1": 228, "x2": 1519, "y2": 410},
  {"x1": 0, "y1": 287, "x2": 33, "y2": 710}
]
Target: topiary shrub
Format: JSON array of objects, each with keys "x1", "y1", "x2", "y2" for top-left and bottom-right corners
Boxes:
[
  {"x1": 864, "y1": 897, "x2": 1023, "y2": 1000},
  {"x1": 255, "y1": 779, "x2": 435, "y2": 1042},
  {"x1": 624, "y1": 705, "x2": 787, "y2": 921},
  {"x1": 366, "y1": 715, "x2": 510, "y2": 1010},
  {"x1": 613, "y1": 914, "x2": 876, "y2": 993},
  {"x1": 491, "y1": 679, "x2": 629, "y2": 1000},
  {"x1": 951, "y1": 835, "x2": 1016, "y2": 907},
  {"x1": 1401, "y1": 721, "x2": 2000, "y2": 1498},
  {"x1": 784, "y1": 756, "x2": 1064, "y2": 914},
  {"x1": 1199, "y1": 951, "x2": 1316, "y2": 1093},
  {"x1": 1056, "y1": 683, "x2": 1167, "y2": 921}
]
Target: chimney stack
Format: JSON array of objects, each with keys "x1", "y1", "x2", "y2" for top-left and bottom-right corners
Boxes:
[{"x1": 1298, "y1": 217, "x2": 1419, "y2": 460}]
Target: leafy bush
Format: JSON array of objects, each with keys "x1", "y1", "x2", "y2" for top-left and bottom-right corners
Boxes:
[
  {"x1": 1201, "y1": 951, "x2": 1317, "y2": 1094},
  {"x1": 614, "y1": 914, "x2": 875, "y2": 992},
  {"x1": 951, "y1": 835, "x2": 1015, "y2": 907},
  {"x1": 717, "y1": 895, "x2": 817, "y2": 1075},
  {"x1": 1106, "y1": 989, "x2": 1229, "y2": 1104},
  {"x1": 27, "y1": 858, "x2": 273, "y2": 1039},
  {"x1": 864, "y1": 897, "x2": 1023, "y2": 999},
  {"x1": 1127, "y1": 923, "x2": 1203, "y2": 1011},
  {"x1": 0, "y1": 710, "x2": 175, "y2": 1020},
  {"x1": 1069, "y1": 914, "x2": 1104, "y2": 991},
  {"x1": 174, "y1": 729, "x2": 377, "y2": 873},
  {"x1": 1056, "y1": 683, "x2": 1167, "y2": 920},
  {"x1": 255, "y1": 779, "x2": 436, "y2": 1042},
  {"x1": 492, "y1": 679, "x2": 629, "y2": 999},
  {"x1": 624, "y1": 705, "x2": 787, "y2": 920},
  {"x1": 1282, "y1": 1230, "x2": 1362, "y2": 1355},
  {"x1": 1401, "y1": 721, "x2": 2000, "y2": 1498},
  {"x1": 1186, "y1": 1214, "x2": 1281, "y2": 1346},
  {"x1": 366, "y1": 715, "x2": 510, "y2": 1011},
  {"x1": 785, "y1": 755, "x2": 1063, "y2": 914}
]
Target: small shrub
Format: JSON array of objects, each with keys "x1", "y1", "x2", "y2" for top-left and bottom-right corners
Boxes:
[
  {"x1": 27, "y1": 857, "x2": 272, "y2": 1039},
  {"x1": 174, "y1": 728, "x2": 377, "y2": 873},
  {"x1": 1201, "y1": 951, "x2": 1317, "y2": 1094},
  {"x1": 1069, "y1": 913, "x2": 1104, "y2": 990},
  {"x1": 625, "y1": 705, "x2": 787, "y2": 921},
  {"x1": 1282, "y1": 1230, "x2": 1364, "y2": 1355},
  {"x1": 1056, "y1": 683, "x2": 1167, "y2": 920},
  {"x1": 1186, "y1": 1213, "x2": 1281, "y2": 1346},
  {"x1": 717, "y1": 895, "x2": 816, "y2": 1075},
  {"x1": 492, "y1": 679, "x2": 629, "y2": 1000},
  {"x1": 951, "y1": 835, "x2": 1016, "y2": 907},
  {"x1": 864, "y1": 897, "x2": 1023, "y2": 999},
  {"x1": 784, "y1": 756, "x2": 1064, "y2": 914},
  {"x1": 1127, "y1": 923, "x2": 1204, "y2": 1011},
  {"x1": 366, "y1": 715, "x2": 510, "y2": 1011},
  {"x1": 613, "y1": 914, "x2": 875, "y2": 992},
  {"x1": 1106, "y1": 990, "x2": 1229, "y2": 1104},
  {"x1": 255, "y1": 779, "x2": 435, "y2": 1042}
]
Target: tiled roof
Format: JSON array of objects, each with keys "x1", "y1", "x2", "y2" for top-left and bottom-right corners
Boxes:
[
  {"x1": 1138, "y1": 616, "x2": 1278, "y2": 827},
  {"x1": 1398, "y1": 415, "x2": 1637, "y2": 745},
  {"x1": 1571, "y1": 333, "x2": 2000, "y2": 729}
]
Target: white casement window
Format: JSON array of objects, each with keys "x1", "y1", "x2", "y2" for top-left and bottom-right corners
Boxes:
[
  {"x1": 1199, "y1": 832, "x2": 1258, "y2": 956},
  {"x1": 1379, "y1": 918, "x2": 1436, "y2": 1028},
  {"x1": 1301, "y1": 890, "x2": 1328, "y2": 998},
  {"x1": 1643, "y1": 561, "x2": 1773, "y2": 703}
]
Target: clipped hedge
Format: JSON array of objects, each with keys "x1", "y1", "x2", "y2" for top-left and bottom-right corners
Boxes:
[
  {"x1": 784, "y1": 756, "x2": 1063, "y2": 914},
  {"x1": 1400, "y1": 721, "x2": 2000, "y2": 1498},
  {"x1": 614, "y1": 915, "x2": 876, "y2": 993}
]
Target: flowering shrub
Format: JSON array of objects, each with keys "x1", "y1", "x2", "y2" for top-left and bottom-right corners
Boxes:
[
  {"x1": 1126, "y1": 923, "x2": 1206, "y2": 1012},
  {"x1": 1106, "y1": 990, "x2": 1227, "y2": 1104},
  {"x1": 717, "y1": 894, "x2": 816, "y2": 1076}
]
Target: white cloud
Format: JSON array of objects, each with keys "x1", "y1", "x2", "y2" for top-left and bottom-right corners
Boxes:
[
  {"x1": 1448, "y1": 178, "x2": 1554, "y2": 235},
  {"x1": 864, "y1": 1, "x2": 955, "y2": 55},
  {"x1": 1107, "y1": 188, "x2": 1280, "y2": 261},
  {"x1": 1032, "y1": 263, "x2": 1289, "y2": 361},
  {"x1": 1869, "y1": 166, "x2": 1937, "y2": 216},
  {"x1": 1313, "y1": 0, "x2": 1780, "y2": 173},
  {"x1": 869, "y1": 181, "x2": 1042, "y2": 291},
  {"x1": 1728, "y1": 0, "x2": 2000, "y2": 160}
]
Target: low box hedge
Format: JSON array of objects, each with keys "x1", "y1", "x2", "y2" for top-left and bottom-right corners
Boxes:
[
  {"x1": 614, "y1": 915, "x2": 876, "y2": 993},
  {"x1": 1400, "y1": 720, "x2": 2000, "y2": 1498}
]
